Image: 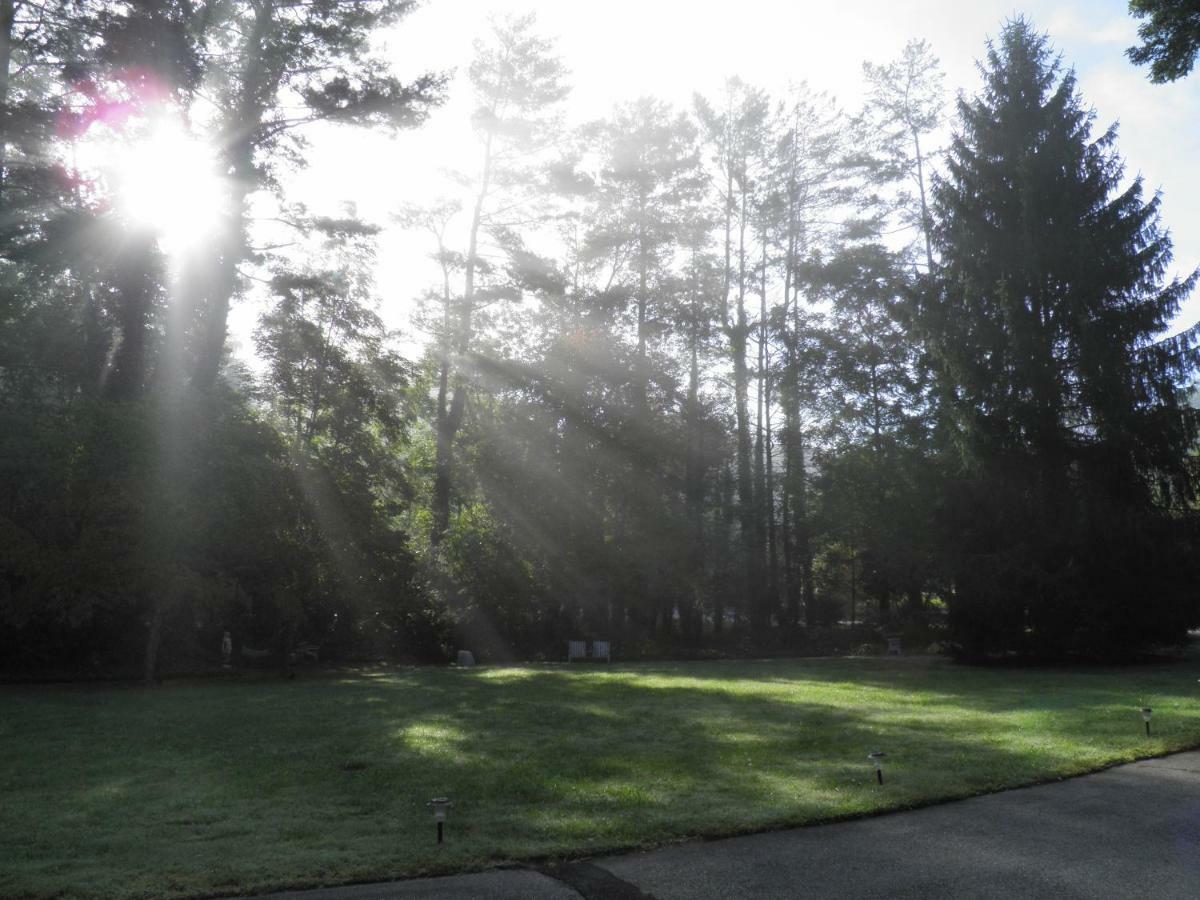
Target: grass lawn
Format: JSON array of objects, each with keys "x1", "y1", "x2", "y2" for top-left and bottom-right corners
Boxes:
[{"x1": 4, "y1": 655, "x2": 1200, "y2": 899}]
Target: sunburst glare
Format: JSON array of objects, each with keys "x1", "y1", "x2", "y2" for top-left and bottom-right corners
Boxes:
[
  {"x1": 74, "y1": 112, "x2": 226, "y2": 257},
  {"x1": 115, "y1": 119, "x2": 223, "y2": 250}
]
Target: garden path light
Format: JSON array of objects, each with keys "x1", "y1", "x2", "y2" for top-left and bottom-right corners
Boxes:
[
  {"x1": 868, "y1": 751, "x2": 888, "y2": 785},
  {"x1": 427, "y1": 798, "x2": 453, "y2": 844}
]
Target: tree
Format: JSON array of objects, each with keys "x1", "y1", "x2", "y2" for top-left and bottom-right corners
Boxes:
[
  {"x1": 583, "y1": 98, "x2": 703, "y2": 411},
  {"x1": 576, "y1": 96, "x2": 705, "y2": 635},
  {"x1": 426, "y1": 12, "x2": 568, "y2": 547},
  {"x1": 765, "y1": 83, "x2": 847, "y2": 632},
  {"x1": 0, "y1": 2, "x2": 212, "y2": 682},
  {"x1": 923, "y1": 17, "x2": 1200, "y2": 656},
  {"x1": 0, "y1": 0, "x2": 108, "y2": 390},
  {"x1": 860, "y1": 39, "x2": 945, "y2": 272},
  {"x1": 677, "y1": 226, "x2": 725, "y2": 640},
  {"x1": 184, "y1": 0, "x2": 444, "y2": 389},
  {"x1": 255, "y1": 220, "x2": 424, "y2": 661},
  {"x1": 695, "y1": 77, "x2": 772, "y2": 629},
  {"x1": 1127, "y1": 0, "x2": 1200, "y2": 83},
  {"x1": 809, "y1": 243, "x2": 934, "y2": 623}
]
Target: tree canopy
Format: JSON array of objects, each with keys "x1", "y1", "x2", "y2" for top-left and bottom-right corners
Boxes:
[
  {"x1": 1127, "y1": 0, "x2": 1200, "y2": 82},
  {"x1": 2, "y1": 8, "x2": 1198, "y2": 676}
]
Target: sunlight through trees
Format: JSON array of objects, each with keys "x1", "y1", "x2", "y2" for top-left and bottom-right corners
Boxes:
[{"x1": 1, "y1": 6, "x2": 1198, "y2": 677}]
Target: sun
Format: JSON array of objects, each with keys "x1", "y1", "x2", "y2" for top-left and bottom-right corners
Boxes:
[
  {"x1": 109, "y1": 118, "x2": 226, "y2": 255},
  {"x1": 72, "y1": 109, "x2": 227, "y2": 258}
]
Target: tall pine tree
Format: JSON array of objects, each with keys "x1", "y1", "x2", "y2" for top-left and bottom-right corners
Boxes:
[{"x1": 923, "y1": 18, "x2": 1200, "y2": 657}]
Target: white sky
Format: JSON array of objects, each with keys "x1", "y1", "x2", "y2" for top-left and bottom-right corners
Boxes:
[{"x1": 229, "y1": 0, "x2": 1200, "y2": 360}]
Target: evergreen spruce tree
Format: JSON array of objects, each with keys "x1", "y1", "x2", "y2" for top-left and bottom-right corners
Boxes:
[{"x1": 923, "y1": 18, "x2": 1200, "y2": 657}]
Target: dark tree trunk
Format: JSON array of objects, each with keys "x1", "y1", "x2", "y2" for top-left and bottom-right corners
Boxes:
[
  {"x1": 733, "y1": 183, "x2": 759, "y2": 628},
  {"x1": 634, "y1": 202, "x2": 649, "y2": 413},
  {"x1": 850, "y1": 552, "x2": 858, "y2": 626},
  {"x1": 143, "y1": 600, "x2": 165, "y2": 685},
  {"x1": 431, "y1": 130, "x2": 493, "y2": 546},
  {"x1": 193, "y1": 1, "x2": 274, "y2": 390},
  {"x1": 757, "y1": 237, "x2": 776, "y2": 626},
  {"x1": 610, "y1": 597, "x2": 625, "y2": 638},
  {"x1": 781, "y1": 445, "x2": 795, "y2": 629},
  {"x1": 765, "y1": 353, "x2": 778, "y2": 625},
  {"x1": 714, "y1": 461, "x2": 736, "y2": 634},
  {"x1": 106, "y1": 234, "x2": 158, "y2": 400},
  {"x1": 789, "y1": 278, "x2": 817, "y2": 631},
  {"x1": 797, "y1": 431, "x2": 816, "y2": 632},
  {"x1": 780, "y1": 228, "x2": 799, "y2": 632},
  {"x1": 0, "y1": 0, "x2": 13, "y2": 206},
  {"x1": 684, "y1": 323, "x2": 705, "y2": 641},
  {"x1": 781, "y1": 275, "x2": 814, "y2": 633},
  {"x1": 913, "y1": 128, "x2": 935, "y2": 273}
]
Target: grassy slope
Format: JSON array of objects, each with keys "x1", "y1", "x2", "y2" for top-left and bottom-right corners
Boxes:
[{"x1": 3, "y1": 656, "x2": 1199, "y2": 899}]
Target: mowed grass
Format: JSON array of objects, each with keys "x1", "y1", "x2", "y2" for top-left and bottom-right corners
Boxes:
[{"x1": 4, "y1": 656, "x2": 1200, "y2": 899}]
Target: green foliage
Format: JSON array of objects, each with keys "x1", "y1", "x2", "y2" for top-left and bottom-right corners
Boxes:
[
  {"x1": 254, "y1": 225, "x2": 431, "y2": 661},
  {"x1": 437, "y1": 503, "x2": 552, "y2": 661},
  {"x1": 0, "y1": 388, "x2": 303, "y2": 672},
  {"x1": 1127, "y1": 0, "x2": 1200, "y2": 83}
]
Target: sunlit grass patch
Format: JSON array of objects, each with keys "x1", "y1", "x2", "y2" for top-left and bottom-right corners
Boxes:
[{"x1": 2, "y1": 656, "x2": 1200, "y2": 898}]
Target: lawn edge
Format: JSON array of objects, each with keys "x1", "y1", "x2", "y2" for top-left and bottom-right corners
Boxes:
[{"x1": 208, "y1": 741, "x2": 1200, "y2": 900}]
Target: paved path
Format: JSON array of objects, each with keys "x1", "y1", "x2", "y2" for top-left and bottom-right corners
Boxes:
[{"x1": 243, "y1": 751, "x2": 1200, "y2": 899}]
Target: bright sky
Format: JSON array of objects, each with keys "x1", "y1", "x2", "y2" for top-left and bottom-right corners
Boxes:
[{"x1": 229, "y1": 0, "x2": 1200, "y2": 360}]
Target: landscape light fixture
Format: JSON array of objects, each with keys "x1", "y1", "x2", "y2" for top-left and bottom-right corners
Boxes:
[
  {"x1": 868, "y1": 751, "x2": 888, "y2": 785},
  {"x1": 1140, "y1": 707, "x2": 1152, "y2": 737},
  {"x1": 427, "y1": 797, "x2": 453, "y2": 844}
]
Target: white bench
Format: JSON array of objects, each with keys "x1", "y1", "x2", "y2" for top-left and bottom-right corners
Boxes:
[{"x1": 567, "y1": 640, "x2": 611, "y2": 662}]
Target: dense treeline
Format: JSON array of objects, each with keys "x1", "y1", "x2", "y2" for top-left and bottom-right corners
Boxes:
[
  {"x1": 0, "y1": 0, "x2": 446, "y2": 677},
  {"x1": 1, "y1": 6, "x2": 1198, "y2": 678}
]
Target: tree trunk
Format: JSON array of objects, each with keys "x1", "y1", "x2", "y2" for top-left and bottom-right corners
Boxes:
[
  {"x1": 610, "y1": 596, "x2": 625, "y2": 638},
  {"x1": 733, "y1": 179, "x2": 758, "y2": 628},
  {"x1": 714, "y1": 461, "x2": 735, "y2": 634},
  {"x1": 432, "y1": 129, "x2": 494, "y2": 546},
  {"x1": 757, "y1": 236, "x2": 777, "y2": 625},
  {"x1": 0, "y1": 0, "x2": 14, "y2": 207},
  {"x1": 430, "y1": 381, "x2": 462, "y2": 545},
  {"x1": 143, "y1": 600, "x2": 165, "y2": 685},
  {"x1": 193, "y1": 0, "x2": 275, "y2": 389},
  {"x1": 789, "y1": 282, "x2": 816, "y2": 631},
  {"x1": 781, "y1": 433, "x2": 795, "y2": 629},
  {"x1": 431, "y1": 264, "x2": 454, "y2": 544},
  {"x1": 797, "y1": 425, "x2": 816, "y2": 632},
  {"x1": 634, "y1": 200, "x2": 649, "y2": 413},
  {"x1": 753, "y1": 242, "x2": 765, "y2": 627},
  {"x1": 765, "y1": 346, "x2": 778, "y2": 625},
  {"x1": 913, "y1": 128, "x2": 935, "y2": 273},
  {"x1": 106, "y1": 234, "x2": 158, "y2": 400},
  {"x1": 850, "y1": 552, "x2": 858, "y2": 626},
  {"x1": 685, "y1": 319, "x2": 705, "y2": 641},
  {"x1": 780, "y1": 201, "x2": 800, "y2": 632}
]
